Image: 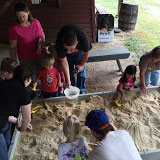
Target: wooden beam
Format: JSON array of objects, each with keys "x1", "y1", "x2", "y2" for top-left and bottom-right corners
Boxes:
[
  {"x1": 90, "y1": 0, "x2": 96, "y2": 42},
  {"x1": 95, "y1": 3, "x2": 108, "y2": 14}
]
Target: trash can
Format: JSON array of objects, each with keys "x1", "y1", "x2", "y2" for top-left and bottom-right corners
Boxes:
[{"x1": 97, "y1": 14, "x2": 114, "y2": 42}]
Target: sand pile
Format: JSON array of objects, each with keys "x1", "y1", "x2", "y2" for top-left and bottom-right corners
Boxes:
[{"x1": 13, "y1": 90, "x2": 160, "y2": 159}]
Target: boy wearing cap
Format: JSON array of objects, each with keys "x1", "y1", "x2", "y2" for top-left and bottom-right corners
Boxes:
[{"x1": 85, "y1": 110, "x2": 142, "y2": 160}]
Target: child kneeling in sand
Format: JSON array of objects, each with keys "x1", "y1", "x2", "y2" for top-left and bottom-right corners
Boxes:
[
  {"x1": 117, "y1": 65, "x2": 137, "y2": 97},
  {"x1": 34, "y1": 54, "x2": 62, "y2": 98},
  {"x1": 58, "y1": 115, "x2": 88, "y2": 160}
]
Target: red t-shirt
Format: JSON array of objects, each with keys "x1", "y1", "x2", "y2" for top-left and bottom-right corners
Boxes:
[
  {"x1": 119, "y1": 77, "x2": 134, "y2": 89},
  {"x1": 38, "y1": 67, "x2": 59, "y2": 92}
]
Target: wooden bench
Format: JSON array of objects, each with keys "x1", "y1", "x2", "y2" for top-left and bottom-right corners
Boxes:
[
  {"x1": 95, "y1": 3, "x2": 108, "y2": 14},
  {"x1": 87, "y1": 48, "x2": 130, "y2": 73}
]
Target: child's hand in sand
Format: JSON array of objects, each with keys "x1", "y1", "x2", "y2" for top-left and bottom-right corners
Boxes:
[
  {"x1": 141, "y1": 86, "x2": 148, "y2": 94},
  {"x1": 129, "y1": 85, "x2": 134, "y2": 91}
]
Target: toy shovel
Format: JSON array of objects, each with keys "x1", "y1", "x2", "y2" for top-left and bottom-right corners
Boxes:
[
  {"x1": 31, "y1": 105, "x2": 42, "y2": 114},
  {"x1": 32, "y1": 84, "x2": 38, "y2": 91},
  {"x1": 113, "y1": 98, "x2": 122, "y2": 107}
]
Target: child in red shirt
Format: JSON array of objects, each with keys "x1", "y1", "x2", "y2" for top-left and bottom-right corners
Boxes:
[
  {"x1": 48, "y1": 43, "x2": 65, "y2": 95},
  {"x1": 117, "y1": 65, "x2": 137, "y2": 97},
  {"x1": 34, "y1": 54, "x2": 61, "y2": 98}
]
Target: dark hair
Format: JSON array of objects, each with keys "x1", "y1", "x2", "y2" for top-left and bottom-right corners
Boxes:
[
  {"x1": 151, "y1": 46, "x2": 160, "y2": 58},
  {"x1": 15, "y1": 1, "x2": 33, "y2": 23},
  {"x1": 13, "y1": 65, "x2": 32, "y2": 86},
  {"x1": 62, "y1": 32, "x2": 77, "y2": 46},
  {"x1": 121, "y1": 65, "x2": 137, "y2": 83},
  {"x1": 1, "y1": 58, "x2": 18, "y2": 73},
  {"x1": 94, "y1": 123, "x2": 115, "y2": 136},
  {"x1": 95, "y1": 123, "x2": 111, "y2": 135}
]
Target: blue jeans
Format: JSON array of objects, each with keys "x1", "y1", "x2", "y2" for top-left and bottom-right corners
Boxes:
[
  {"x1": 66, "y1": 51, "x2": 86, "y2": 94},
  {"x1": 0, "y1": 122, "x2": 11, "y2": 160},
  {"x1": 145, "y1": 70, "x2": 160, "y2": 86}
]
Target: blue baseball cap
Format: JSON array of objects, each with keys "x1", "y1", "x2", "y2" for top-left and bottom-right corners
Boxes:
[{"x1": 85, "y1": 109, "x2": 110, "y2": 132}]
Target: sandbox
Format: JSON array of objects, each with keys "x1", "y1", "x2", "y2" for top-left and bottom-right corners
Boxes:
[{"x1": 9, "y1": 87, "x2": 160, "y2": 160}]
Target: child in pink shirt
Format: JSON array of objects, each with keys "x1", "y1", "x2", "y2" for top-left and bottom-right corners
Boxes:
[{"x1": 117, "y1": 65, "x2": 137, "y2": 97}]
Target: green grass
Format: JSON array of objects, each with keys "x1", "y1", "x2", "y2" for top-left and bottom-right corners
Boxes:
[
  {"x1": 96, "y1": 0, "x2": 160, "y2": 54},
  {"x1": 125, "y1": 35, "x2": 141, "y2": 53}
]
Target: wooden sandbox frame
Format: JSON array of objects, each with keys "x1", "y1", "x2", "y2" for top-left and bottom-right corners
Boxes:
[{"x1": 8, "y1": 86, "x2": 160, "y2": 160}]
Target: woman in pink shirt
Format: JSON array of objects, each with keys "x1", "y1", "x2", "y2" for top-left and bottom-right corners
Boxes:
[
  {"x1": 9, "y1": 2, "x2": 46, "y2": 83},
  {"x1": 117, "y1": 65, "x2": 137, "y2": 97}
]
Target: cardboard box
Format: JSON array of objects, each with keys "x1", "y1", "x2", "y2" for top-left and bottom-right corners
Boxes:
[{"x1": 98, "y1": 28, "x2": 114, "y2": 42}]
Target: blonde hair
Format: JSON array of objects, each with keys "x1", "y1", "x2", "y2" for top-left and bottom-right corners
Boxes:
[
  {"x1": 42, "y1": 54, "x2": 55, "y2": 67},
  {"x1": 63, "y1": 115, "x2": 80, "y2": 142}
]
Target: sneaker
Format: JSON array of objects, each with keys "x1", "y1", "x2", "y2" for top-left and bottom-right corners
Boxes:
[{"x1": 80, "y1": 91, "x2": 85, "y2": 94}]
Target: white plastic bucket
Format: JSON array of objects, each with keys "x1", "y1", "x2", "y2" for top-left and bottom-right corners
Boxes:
[{"x1": 64, "y1": 86, "x2": 80, "y2": 99}]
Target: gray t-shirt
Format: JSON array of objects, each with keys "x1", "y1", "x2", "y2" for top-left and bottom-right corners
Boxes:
[{"x1": 139, "y1": 51, "x2": 160, "y2": 71}]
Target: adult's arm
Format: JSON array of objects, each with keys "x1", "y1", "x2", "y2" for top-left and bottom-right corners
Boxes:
[
  {"x1": 8, "y1": 116, "x2": 32, "y2": 132},
  {"x1": 117, "y1": 84, "x2": 124, "y2": 97},
  {"x1": 77, "y1": 51, "x2": 90, "y2": 72},
  {"x1": 59, "y1": 57, "x2": 71, "y2": 88},
  {"x1": 20, "y1": 103, "x2": 31, "y2": 131},
  {"x1": 9, "y1": 39, "x2": 17, "y2": 60},
  {"x1": 41, "y1": 32, "x2": 45, "y2": 47},
  {"x1": 140, "y1": 68, "x2": 147, "y2": 94},
  {"x1": 8, "y1": 116, "x2": 17, "y2": 124},
  {"x1": 81, "y1": 51, "x2": 90, "y2": 66}
]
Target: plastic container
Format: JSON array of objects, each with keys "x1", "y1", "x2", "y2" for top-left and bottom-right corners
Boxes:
[{"x1": 64, "y1": 86, "x2": 80, "y2": 99}]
